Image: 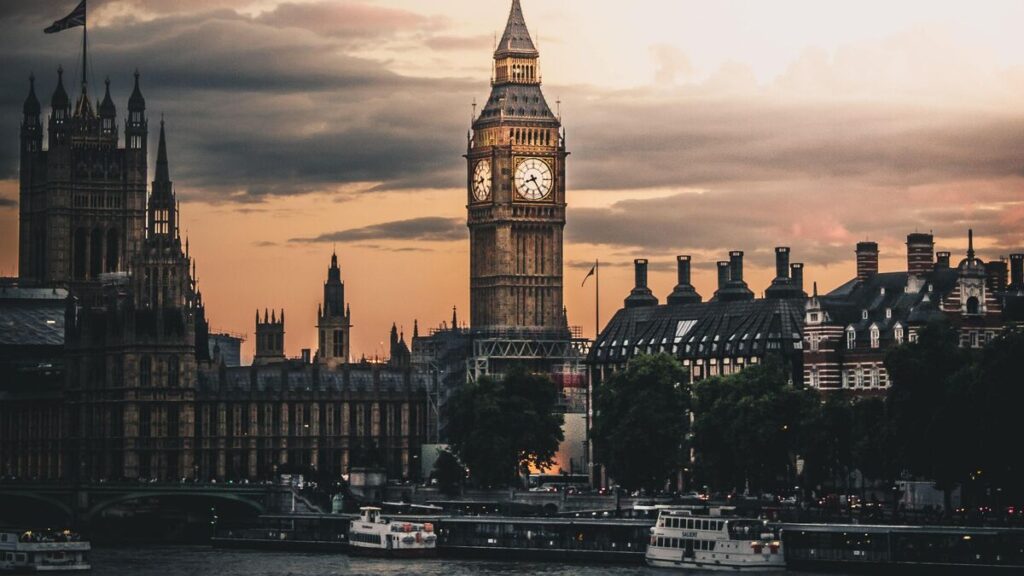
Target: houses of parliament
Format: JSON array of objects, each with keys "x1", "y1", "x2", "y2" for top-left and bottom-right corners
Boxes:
[{"x1": 1, "y1": 42, "x2": 429, "y2": 482}]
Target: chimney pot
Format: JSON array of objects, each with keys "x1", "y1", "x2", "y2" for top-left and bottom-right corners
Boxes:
[
  {"x1": 717, "y1": 261, "x2": 730, "y2": 290},
  {"x1": 1010, "y1": 253, "x2": 1024, "y2": 290},
  {"x1": 634, "y1": 258, "x2": 649, "y2": 288},
  {"x1": 790, "y1": 263, "x2": 805, "y2": 293},
  {"x1": 906, "y1": 233, "x2": 935, "y2": 275},
  {"x1": 856, "y1": 241, "x2": 879, "y2": 281},
  {"x1": 729, "y1": 251, "x2": 744, "y2": 283},
  {"x1": 677, "y1": 255, "x2": 691, "y2": 286},
  {"x1": 775, "y1": 247, "x2": 791, "y2": 279},
  {"x1": 935, "y1": 251, "x2": 951, "y2": 269}
]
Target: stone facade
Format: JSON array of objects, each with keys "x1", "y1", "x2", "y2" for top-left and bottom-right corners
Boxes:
[
  {"x1": 19, "y1": 71, "x2": 147, "y2": 291},
  {"x1": 467, "y1": 0, "x2": 568, "y2": 334},
  {"x1": 803, "y1": 231, "x2": 1023, "y2": 394}
]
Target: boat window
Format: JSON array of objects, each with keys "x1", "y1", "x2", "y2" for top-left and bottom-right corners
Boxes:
[{"x1": 686, "y1": 519, "x2": 694, "y2": 529}]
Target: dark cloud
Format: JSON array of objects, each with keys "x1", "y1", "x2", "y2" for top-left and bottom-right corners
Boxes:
[
  {"x1": 291, "y1": 217, "x2": 464, "y2": 244},
  {"x1": 251, "y1": 240, "x2": 276, "y2": 247},
  {"x1": 567, "y1": 181, "x2": 1024, "y2": 267},
  {"x1": 257, "y1": 2, "x2": 439, "y2": 42}
]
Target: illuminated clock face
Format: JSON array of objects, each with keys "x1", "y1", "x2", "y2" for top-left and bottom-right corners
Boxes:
[
  {"x1": 514, "y1": 158, "x2": 553, "y2": 201},
  {"x1": 472, "y1": 159, "x2": 492, "y2": 201}
]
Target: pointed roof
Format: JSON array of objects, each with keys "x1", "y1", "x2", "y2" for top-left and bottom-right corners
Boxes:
[
  {"x1": 99, "y1": 77, "x2": 116, "y2": 117},
  {"x1": 24, "y1": 74, "x2": 40, "y2": 116},
  {"x1": 155, "y1": 118, "x2": 170, "y2": 182},
  {"x1": 129, "y1": 69, "x2": 146, "y2": 111},
  {"x1": 51, "y1": 67, "x2": 69, "y2": 110},
  {"x1": 495, "y1": 0, "x2": 538, "y2": 58}
]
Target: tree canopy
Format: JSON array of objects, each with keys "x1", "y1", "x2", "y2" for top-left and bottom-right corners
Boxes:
[
  {"x1": 691, "y1": 356, "x2": 818, "y2": 494},
  {"x1": 444, "y1": 365, "x2": 564, "y2": 487},
  {"x1": 592, "y1": 353, "x2": 690, "y2": 491}
]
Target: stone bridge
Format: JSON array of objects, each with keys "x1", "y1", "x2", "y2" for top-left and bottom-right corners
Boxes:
[{"x1": 0, "y1": 482, "x2": 295, "y2": 526}]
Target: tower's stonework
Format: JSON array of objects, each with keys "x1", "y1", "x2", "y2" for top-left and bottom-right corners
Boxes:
[
  {"x1": 467, "y1": 0, "x2": 568, "y2": 334},
  {"x1": 19, "y1": 70, "x2": 148, "y2": 292}
]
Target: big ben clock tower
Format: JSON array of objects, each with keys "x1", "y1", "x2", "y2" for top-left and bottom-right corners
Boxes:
[{"x1": 467, "y1": 0, "x2": 568, "y2": 335}]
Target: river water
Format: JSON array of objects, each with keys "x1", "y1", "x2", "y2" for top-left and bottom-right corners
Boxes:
[{"x1": 90, "y1": 546, "x2": 838, "y2": 575}]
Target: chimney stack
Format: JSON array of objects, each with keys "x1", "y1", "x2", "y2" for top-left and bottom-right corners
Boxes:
[
  {"x1": 935, "y1": 251, "x2": 951, "y2": 269},
  {"x1": 906, "y1": 233, "x2": 935, "y2": 275},
  {"x1": 729, "y1": 251, "x2": 745, "y2": 283},
  {"x1": 986, "y1": 260, "x2": 1008, "y2": 293},
  {"x1": 1010, "y1": 254, "x2": 1024, "y2": 291},
  {"x1": 790, "y1": 263, "x2": 804, "y2": 293},
  {"x1": 716, "y1": 261, "x2": 730, "y2": 291},
  {"x1": 667, "y1": 255, "x2": 702, "y2": 305},
  {"x1": 856, "y1": 241, "x2": 879, "y2": 281},
  {"x1": 624, "y1": 258, "x2": 659, "y2": 308},
  {"x1": 775, "y1": 247, "x2": 791, "y2": 280}
]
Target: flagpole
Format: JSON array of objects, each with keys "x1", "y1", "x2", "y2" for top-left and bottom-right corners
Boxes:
[
  {"x1": 594, "y1": 259, "x2": 599, "y2": 340},
  {"x1": 81, "y1": 8, "x2": 87, "y2": 92}
]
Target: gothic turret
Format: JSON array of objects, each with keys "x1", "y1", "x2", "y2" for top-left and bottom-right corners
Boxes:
[
  {"x1": 99, "y1": 77, "x2": 117, "y2": 138},
  {"x1": 21, "y1": 75, "x2": 42, "y2": 153},
  {"x1": 147, "y1": 119, "x2": 177, "y2": 239},
  {"x1": 317, "y1": 250, "x2": 351, "y2": 368},
  {"x1": 23, "y1": 74, "x2": 40, "y2": 118},
  {"x1": 125, "y1": 70, "x2": 147, "y2": 155},
  {"x1": 49, "y1": 67, "x2": 70, "y2": 146}
]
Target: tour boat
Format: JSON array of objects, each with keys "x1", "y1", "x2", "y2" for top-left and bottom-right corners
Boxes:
[
  {"x1": 347, "y1": 507, "x2": 436, "y2": 557},
  {"x1": 645, "y1": 508, "x2": 784, "y2": 572},
  {"x1": 0, "y1": 529, "x2": 91, "y2": 572}
]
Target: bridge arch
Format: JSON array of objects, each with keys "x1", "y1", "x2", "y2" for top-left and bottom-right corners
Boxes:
[
  {"x1": 0, "y1": 491, "x2": 75, "y2": 522},
  {"x1": 85, "y1": 491, "x2": 266, "y2": 522}
]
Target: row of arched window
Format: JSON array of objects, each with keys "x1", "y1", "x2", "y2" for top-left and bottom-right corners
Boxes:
[
  {"x1": 73, "y1": 227, "x2": 120, "y2": 279},
  {"x1": 510, "y1": 127, "x2": 552, "y2": 146}
]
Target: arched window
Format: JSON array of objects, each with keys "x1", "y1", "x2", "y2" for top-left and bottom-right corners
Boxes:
[
  {"x1": 90, "y1": 228, "x2": 103, "y2": 278},
  {"x1": 870, "y1": 326, "x2": 880, "y2": 349},
  {"x1": 168, "y1": 355, "x2": 180, "y2": 387},
  {"x1": 846, "y1": 327, "x2": 856, "y2": 349},
  {"x1": 105, "y1": 228, "x2": 119, "y2": 272},
  {"x1": 73, "y1": 228, "x2": 87, "y2": 279},
  {"x1": 966, "y1": 296, "x2": 980, "y2": 315},
  {"x1": 140, "y1": 355, "x2": 152, "y2": 387},
  {"x1": 894, "y1": 325, "x2": 904, "y2": 345}
]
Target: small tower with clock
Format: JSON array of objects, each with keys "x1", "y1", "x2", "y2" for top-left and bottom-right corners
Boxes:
[{"x1": 467, "y1": 0, "x2": 568, "y2": 335}]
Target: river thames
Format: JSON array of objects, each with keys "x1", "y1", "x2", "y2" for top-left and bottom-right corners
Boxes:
[{"x1": 90, "y1": 546, "x2": 841, "y2": 575}]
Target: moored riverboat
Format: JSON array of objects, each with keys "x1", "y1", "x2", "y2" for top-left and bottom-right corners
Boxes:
[
  {"x1": 0, "y1": 529, "x2": 91, "y2": 572},
  {"x1": 347, "y1": 507, "x2": 436, "y2": 558},
  {"x1": 645, "y1": 508, "x2": 784, "y2": 571}
]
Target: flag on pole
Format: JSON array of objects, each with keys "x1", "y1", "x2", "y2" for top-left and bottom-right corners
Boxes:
[
  {"x1": 581, "y1": 262, "x2": 596, "y2": 286},
  {"x1": 44, "y1": 0, "x2": 86, "y2": 34}
]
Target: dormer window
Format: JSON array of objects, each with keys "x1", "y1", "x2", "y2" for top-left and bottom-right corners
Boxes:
[
  {"x1": 894, "y1": 324, "x2": 904, "y2": 345},
  {"x1": 862, "y1": 309, "x2": 868, "y2": 320},
  {"x1": 870, "y1": 326, "x2": 880, "y2": 349},
  {"x1": 846, "y1": 327, "x2": 856, "y2": 349},
  {"x1": 885, "y1": 308, "x2": 892, "y2": 319}
]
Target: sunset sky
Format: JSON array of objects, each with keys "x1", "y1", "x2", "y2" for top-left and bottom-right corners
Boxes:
[{"x1": 2, "y1": 0, "x2": 1023, "y2": 363}]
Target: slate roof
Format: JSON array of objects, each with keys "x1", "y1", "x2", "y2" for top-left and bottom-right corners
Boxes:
[
  {"x1": 495, "y1": 0, "x2": 538, "y2": 57},
  {"x1": 819, "y1": 269, "x2": 959, "y2": 345},
  {"x1": 589, "y1": 297, "x2": 806, "y2": 365},
  {"x1": 0, "y1": 287, "x2": 68, "y2": 347},
  {"x1": 475, "y1": 83, "x2": 558, "y2": 126}
]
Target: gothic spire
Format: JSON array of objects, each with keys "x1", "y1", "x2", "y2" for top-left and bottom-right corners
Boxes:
[
  {"x1": 128, "y1": 69, "x2": 145, "y2": 111},
  {"x1": 51, "y1": 66, "x2": 69, "y2": 111},
  {"x1": 156, "y1": 117, "x2": 169, "y2": 182},
  {"x1": 496, "y1": 0, "x2": 537, "y2": 57},
  {"x1": 23, "y1": 74, "x2": 40, "y2": 117},
  {"x1": 99, "y1": 77, "x2": 116, "y2": 117}
]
